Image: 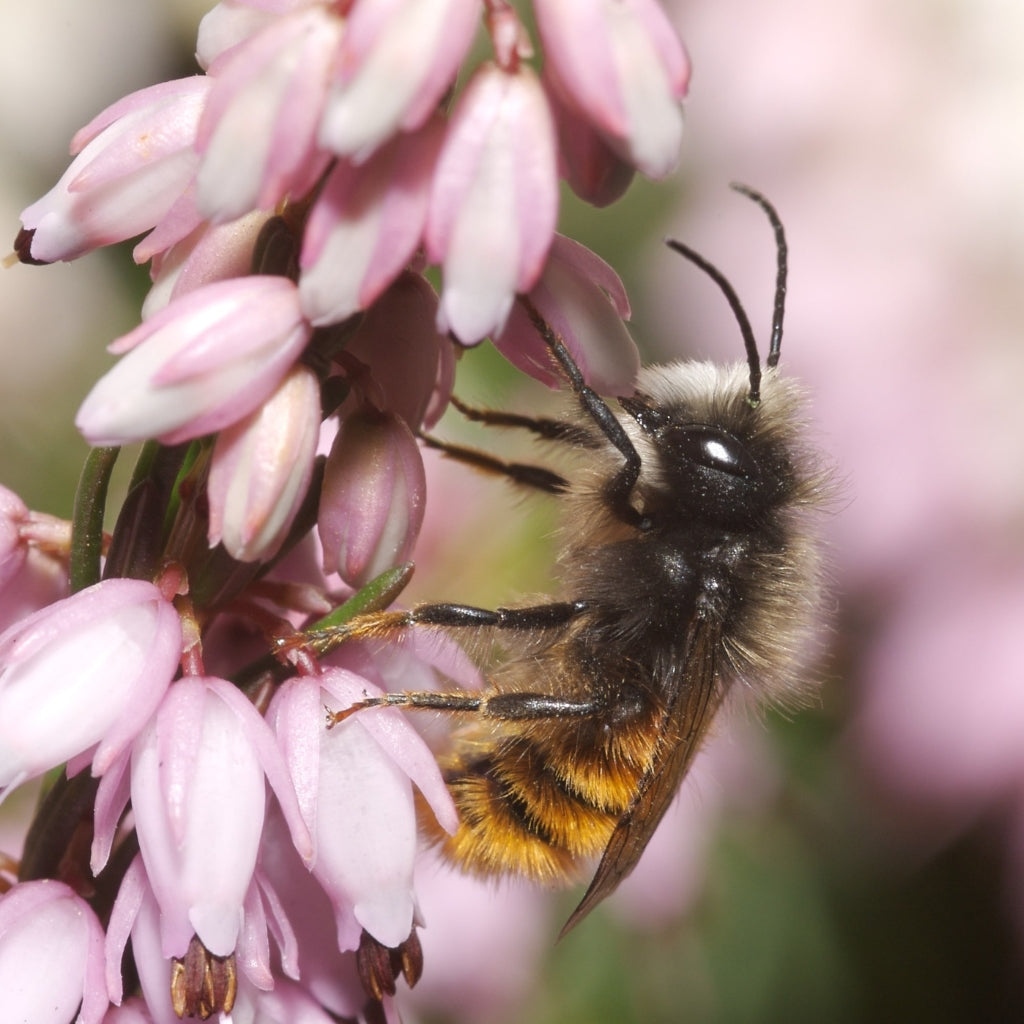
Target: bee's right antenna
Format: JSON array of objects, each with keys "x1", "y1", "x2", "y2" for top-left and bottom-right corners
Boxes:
[
  {"x1": 665, "y1": 238, "x2": 763, "y2": 405},
  {"x1": 730, "y1": 182, "x2": 787, "y2": 369}
]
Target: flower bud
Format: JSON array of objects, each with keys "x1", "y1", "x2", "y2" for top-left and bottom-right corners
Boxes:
[
  {"x1": 208, "y1": 364, "x2": 320, "y2": 562},
  {"x1": 16, "y1": 77, "x2": 209, "y2": 263},
  {"x1": 299, "y1": 119, "x2": 443, "y2": 328},
  {"x1": 195, "y1": 6, "x2": 342, "y2": 221},
  {"x1": 318, "y1": 410, "x2": 426, "y2": 587},
  {"x1": 319, "y1": 0, "x2": 479, "y2": 162},
  {"x1": 426, "y1": 63, "x2": 558, "y2": 343},
  {"x1": 495, "y1": 234, "x2": 639, "y2": 395},
  {"x1": 535, "y1": 0, "x2": 689, "y2": 179},
  {"x1": 76, "y1": 276, "x2": 311, "y2": 447}
]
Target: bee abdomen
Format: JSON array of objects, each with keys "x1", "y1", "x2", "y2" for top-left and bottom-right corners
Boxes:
[{"x1": 421, "y1": 735, "x2": 638, "y2": 884}]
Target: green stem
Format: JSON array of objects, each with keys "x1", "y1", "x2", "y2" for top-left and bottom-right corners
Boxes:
[{"x1": 68, "y1": 446, "x2": 119, "y2": 593}]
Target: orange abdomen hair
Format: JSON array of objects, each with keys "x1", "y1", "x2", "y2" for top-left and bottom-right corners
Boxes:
[{"x1": 420, "y1": 702, "x2": 660, "y2": 883}]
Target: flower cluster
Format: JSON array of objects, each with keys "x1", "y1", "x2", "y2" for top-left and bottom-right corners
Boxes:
[{"x1": 2, "y1": 0, "x2": 686, "y2": 1021}]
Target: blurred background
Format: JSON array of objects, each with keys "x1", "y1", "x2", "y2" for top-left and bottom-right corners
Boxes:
[{"x1": 2, "y1": 1, "x2": 1024, "y2": 1021}]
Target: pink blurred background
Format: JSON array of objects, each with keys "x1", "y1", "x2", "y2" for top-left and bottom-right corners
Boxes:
[{"x1": 2, "y1": 0, "x2": 1023, "y2": 1020}]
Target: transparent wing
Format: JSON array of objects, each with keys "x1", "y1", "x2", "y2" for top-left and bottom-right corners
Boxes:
[{"x1": 559, "y1": 618, "x2": 725, "y2": 938}]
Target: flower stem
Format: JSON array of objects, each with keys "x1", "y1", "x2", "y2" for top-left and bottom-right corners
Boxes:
[{"x1": 69, "y1": 446, "x2": 119, "y2": 593}]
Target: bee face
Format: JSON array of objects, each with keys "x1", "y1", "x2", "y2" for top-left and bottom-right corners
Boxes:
[{"x1": 622, "y1": 366, "x2": 799, "y2": 530}]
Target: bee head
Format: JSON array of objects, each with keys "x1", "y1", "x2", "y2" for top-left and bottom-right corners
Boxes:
[{"x1": 621, "y1": 379, "x2": 795, "y2": 529}]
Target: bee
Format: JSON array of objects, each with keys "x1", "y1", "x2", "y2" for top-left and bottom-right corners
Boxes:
[{"x1": 297, "y1": 185, "x2": 827, "y2": 936}]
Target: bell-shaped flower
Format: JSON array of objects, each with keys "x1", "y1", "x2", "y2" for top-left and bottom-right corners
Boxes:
[
  {"x1": 534, "y1": 0, "x2": 690, "y2": 179},
  {"x1": 318, "y1": 409, "x2": 426, "y2": 588},
  {"x1": 425, "y1": 62, "x2": 558, "y2": 344},
  {"x1": 299, "y1": 118, "x2": 443, "y2": 328},
  {"x1": 16, "y1": 77, "x2": 210, "y2": 264},
  {"x1": 268, "y1": 670, "x2": 457, "y2": 949},
  {"x1": 195, "y1": 6, "x2": 342, "y2": 221},
  {"x1": 0, "y1": 879, "x2": 108, "y2": 1024},
  {"x1": 208, "y1": 363, "x2": 321, "y2": 562},
  {"x1": 0, "y1": 578, "x2": 181, "y2": 800},
  {"x1": 256, "y1": 805, "x2": 371, "y2": 1019},
  {"x1": 105, "y1": 853, "x2": 294, "y2": 1018},
  {"x1": 339, "y1": 272, "x2": 448, "y2": 430},
  {"x1": 495, "y1": 233, "x2": 640, "y2": 395},
  {"x1": 318, "y1": 0, "x2": 479, "y2": 163},
  {"x1": 127, "y1": 676, "x2": 311, "y2": 961},
  {"x1": 76, "y1": 275, "x2": 312, "y2": 447}
]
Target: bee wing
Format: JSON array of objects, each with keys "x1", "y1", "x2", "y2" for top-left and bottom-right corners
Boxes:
[{"x1": 559, "y1": 618, "x2": 725, "y2": 938}]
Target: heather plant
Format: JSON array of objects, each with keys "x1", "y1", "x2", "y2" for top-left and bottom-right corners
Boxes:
[{"x1": 0, "y1": 2, "x2": 688, "y2": 1021}]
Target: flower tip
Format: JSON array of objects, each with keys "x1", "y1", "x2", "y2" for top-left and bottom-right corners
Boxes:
[{"x1": 10, "y1": 228, "x2": 50, "y2": 266}]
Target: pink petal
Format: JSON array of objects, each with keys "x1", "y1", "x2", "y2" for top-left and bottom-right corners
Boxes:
[
  {"x1": 427, "y1": 63, "x2": 558, "y2": 343},
  {"x1": 76, "y1": 276, "x2": 311, "y2": 447}
]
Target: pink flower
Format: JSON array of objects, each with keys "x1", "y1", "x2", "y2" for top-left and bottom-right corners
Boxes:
[
  {"x1": 0, "y1": 486, "x2": 28, "y2": 593},
  {"x1": 124, "y1": 676, "x2": 311, "y2": 960},
  {"x1": 101, "y1": 998, "x2": 156, "y2": 1024},
  {"x1": 319, "y1": 0, "x2": 480, "y2": 162},
  {"x1": 208, "y1": 363, "x2": 321, "y2": 562},
  {"x1": 269, "y1": 669, "x2": 457, "y2": 949},
  {"x1": 535, "y1": 0, "x2": 689, "y2": 178},
  {"x1": 0, "y1": 547, "x2": 68, "y2": 636},
  {"x1": 547, "y1": 79, "x2": 636, "y2": 206},
  {"x1": 0, "y1": 880, "x2": 108, "y2": 1024},
  {"x1": 299, "y1": 118, "x2": 444, "y2": 327},
  {"x1": 195, "y1": 1, "x2": 302, "y2": 70},
  {"x1": 16, "y1": 78, "x2": 210, "y2": 263},
  {"x1": 76, "y1": 276, "x2": 312, "y2": 446},
  {"x1": 195, "y1": 6, "x2": 342, "y2": 221},
  {"x1": 106, "y1": 852, "x2": 299, "y2": 1019},
  {"x1": 495, "y1": 233, "x2": 640, "y2": 394},
  {"x1": 141, "y1": 209, "x2": 270, "y2": 316},
  {"x1": 0, "y1": 579, "x2": 181, "y2": 799},
  {"x1": 318, "y1": 409, "x2": 427, "y2": 588},
  {"x1": 339, "y1": 271, "x2": 450, "y2": 430},
  {"x1": 256, "y1": 804, "x2": 368, "y2": 1018},
  {"x1": 426, "y1": 62, "x2": 558, "y2": 343}
]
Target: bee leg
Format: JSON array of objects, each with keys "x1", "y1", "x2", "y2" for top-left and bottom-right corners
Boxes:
[
  {"x1": 518, "y1": 297, "x2": 645, "y2": 529},
  {"x1": 329, "y1": 685, "x2": 606, "y2": 726},
  {"x1": 420, "y1": 434, "x2": 568, "y2": 494},
  {"x1": 448, "y1": 395, "x2": 599, "y2": 448},
  {"x1": 294, "y1": 600, "x2": 589, "y2": 657}
]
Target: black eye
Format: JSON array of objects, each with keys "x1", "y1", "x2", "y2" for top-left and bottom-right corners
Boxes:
[{"x1": 673, "y1": 426, "x2": 758, "y2": 478}]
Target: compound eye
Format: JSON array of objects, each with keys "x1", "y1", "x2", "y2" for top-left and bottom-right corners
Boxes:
[{"x1": 675, "y1": 426, "x2": 758, "y2": 478}]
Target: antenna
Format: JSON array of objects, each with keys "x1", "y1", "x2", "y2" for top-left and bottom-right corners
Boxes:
[
  {"x1": 666, "y1": 239, "x2": 763, "y2": 404},
  {"x1": 730, "y1": 183, "x2": 788, "y2": 368},
  {"x1": 667, "y1": 185, "x2": 789, "y2": 405}
]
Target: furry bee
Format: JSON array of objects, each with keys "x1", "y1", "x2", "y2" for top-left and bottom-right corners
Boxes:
[{"x1": 300, "y1": 185, "x2": 827, "y2": 936}]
